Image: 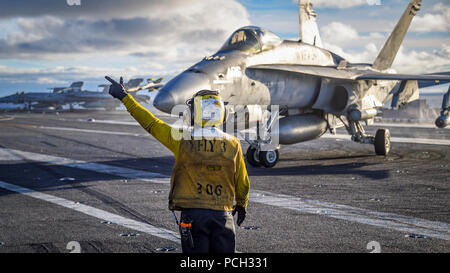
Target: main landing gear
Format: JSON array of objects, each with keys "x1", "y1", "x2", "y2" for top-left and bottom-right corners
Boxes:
[
  {"x1": 246, "y1": 146, "x2": 280, "y2": 168},
  {"x1": 374, "y1": 128, "x2": 391, "y2": 155},
  {"x1": 346, "y1": 119, "x2": 391, "y2": 156}
]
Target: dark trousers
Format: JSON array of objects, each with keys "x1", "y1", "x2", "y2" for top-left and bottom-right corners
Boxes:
[{"x1": 180, "y1": 208, "x2": 236, "y2": 253}]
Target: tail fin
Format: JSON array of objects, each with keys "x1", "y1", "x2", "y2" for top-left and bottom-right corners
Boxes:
[
  {"x1": 372, "y1": 0, "x2": 422, "y2": 71},
  {"x1": 298, "y1": 0, "x2": 323, "y2": 48},
  {"x1": 98, "y1": 84, "x2": 110, "y2": 93},
  {"x1": 69, "y1": 81, "x2": 83, "y2": 92},
  {"x1": 70, "y1": 81, "x2": 84, "y2": 89},
  {"x1": 125, "y1": 78, "x2": 144, "y2": 89}
]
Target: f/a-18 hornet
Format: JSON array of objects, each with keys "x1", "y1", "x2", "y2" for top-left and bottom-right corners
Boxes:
[
  {"x1": 0, "y1": 78, "x2": 157, "y2": 111},
  {"x1": 150, "y1": 0, "x2": 450, "y2": 168}
]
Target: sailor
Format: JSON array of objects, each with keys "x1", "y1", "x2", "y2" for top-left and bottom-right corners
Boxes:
[{"x1": 105, "y1": 76, "x2": 249, "y2": 253}]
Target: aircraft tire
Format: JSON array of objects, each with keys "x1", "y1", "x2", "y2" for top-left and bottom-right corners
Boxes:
[
  {"x1": 246, "y1": 147, "x2": 262, "y2": 167},
  {"x1": 374, "y1": 128, "x2": 390, "y2": 156},
  {"x1": 259, "y1": 150, "x2": 279, "y2": 168}
]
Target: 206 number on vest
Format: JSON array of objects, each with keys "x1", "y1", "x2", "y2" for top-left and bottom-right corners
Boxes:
[{"x1": 197, "y1": 183, "x2": 222, "y2": 196}]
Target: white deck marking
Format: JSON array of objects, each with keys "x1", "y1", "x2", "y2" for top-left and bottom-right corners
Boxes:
[
  {"x1": 3, "y1": 118, "x2": 449, "y2": 146},
  {"x1": 42, "y1": 126, "x2": 450, "y2": 146},
  {"x1": 77, "y1": 119, "x2": 143, "y2": 126},
  {"x1": 0, "y1": 148, "x2": 170, "y2": 184},
  {"x1": 38, "y1": 125, "x2": 145, "y2": 137},
  {"x1": 250, "y1": 191, "x2": 450, "y2": 241},
  {"x1": 1, "y1": 148, "x2": 449, "y2": 241},
  {"x1": 0, "y1": 180, "x2": 180, "y2": 243}
]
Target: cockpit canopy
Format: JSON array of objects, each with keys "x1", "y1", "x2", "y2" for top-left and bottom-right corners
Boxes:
[{"x1": 219, "y1": 26, "x2": 282, "y2": 54}]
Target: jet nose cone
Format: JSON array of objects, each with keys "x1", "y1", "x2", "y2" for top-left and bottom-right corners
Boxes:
[
  {"x1": 153, "y1": 71, "x2": 211, "y2": 113},
  {"x1": 153, "y1": 91, "x2": 175, "y2": 113}
]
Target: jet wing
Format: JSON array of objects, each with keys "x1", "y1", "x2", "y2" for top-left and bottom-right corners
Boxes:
[
  {"x1": 247, "y1": 64, "x2": 359, "y2": 80},
  {"x1": 247, "y1": 64, "x2": 450, "y2": 83},
  {"x1": 417, "y1": 72, "x2": 450, "y2": 88},
  {"x1": 357, "y1": 73, "x2": 450, "y2": 82}
]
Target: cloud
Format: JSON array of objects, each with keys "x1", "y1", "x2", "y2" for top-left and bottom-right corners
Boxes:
[
  {"x1": 411, "y1": 3, "x2": 450, "y2": 32},
  {"x1": 1, "y1": 0, "x2": 449, "y2": 95},
  {"x1": 310, "y1": 0, "x2": 369, "y2": 9},
  {"x1": 0, "y1": 0, "x2": 250, "y2": 63},
  {"x1": 0, "y1": 63, "x2": 177, "y2": 83},
  {"x1": 323, "y1": 38, "x2": 450, "y2": 75},
  {"x1": 393, "y1": 44, "x2": 450, "y2": 74},
  {"x1": 323, "y1": 42, "x2": 380, "y2": 64},
  {"x1": 0, "y1": 0, "x2": 251, "y2": 94},
  {"x1": 35, "y1": 77, "x2": 67, "y2": 84},
  {"x1": 320, "y1": 21, "x2": 386, "y2": 48},
  {"x1": 0, "y1": 0, "x2": 191, "y2": 20},
  {"x1": 321, "y1": 22, "x2": 359, "y2": 46},
  {"x1": 320, "y1": 19, "x2": 450, "y2": 74}
]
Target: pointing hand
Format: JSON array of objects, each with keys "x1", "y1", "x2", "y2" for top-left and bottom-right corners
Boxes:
[{"x1": 105, "y1": 76, "x2": 127, "y2": 100}]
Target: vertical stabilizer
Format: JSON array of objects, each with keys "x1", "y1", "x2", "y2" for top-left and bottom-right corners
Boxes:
[
  {"x1": 298, "y1": 0, "x2": 323, "y2": 48},
  {"x1": 372, "y1": 0, "x2": 421, "y2": 71},
  {"x1": 69, "y1": 81, "x2": 84, "y2": 92},
  {"x1": 125, "y1": 78, "x2": 144, "y2": 89}
]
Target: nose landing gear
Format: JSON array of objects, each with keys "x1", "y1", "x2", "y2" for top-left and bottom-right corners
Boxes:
[
  {"x1": 259, "y1": 149, "x2": 280, "y2": 168},
  {"x1": 246, "y1": 146, "x2": 260, "y2": 167},
  {"x1": 243, "y1": 108, "x2": 280, "y2": 168}
]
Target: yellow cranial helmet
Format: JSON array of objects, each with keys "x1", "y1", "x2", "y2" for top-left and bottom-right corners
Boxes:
[{"x1": 190, "y1": 90, "x2": 225, "y2": 127}]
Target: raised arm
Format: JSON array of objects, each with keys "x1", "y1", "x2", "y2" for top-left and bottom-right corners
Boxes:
[{"x1": 105, "y1": 76, "x2": 181, "y2": 157}]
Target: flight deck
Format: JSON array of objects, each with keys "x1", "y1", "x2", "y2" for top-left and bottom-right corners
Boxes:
[{"x1": 0, "y1": 110, "x2": 448, "y2": 253}]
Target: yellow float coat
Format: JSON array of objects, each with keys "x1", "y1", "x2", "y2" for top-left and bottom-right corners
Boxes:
[{"x1": 122, "y1": 95, "x2": 249, "y2": 211}]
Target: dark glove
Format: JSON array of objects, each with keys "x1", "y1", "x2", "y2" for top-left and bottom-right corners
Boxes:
[
  {"x1": 232, "y1": 205, "x2": 246, "y2": 226},
  {"x1": 105, "y1": 76, "x2": 127, "y2": 100}
]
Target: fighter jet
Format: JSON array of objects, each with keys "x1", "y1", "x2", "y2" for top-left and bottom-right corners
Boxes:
[
  {"x1": 152, "y1": 0, "x2": 450, "y2": 168},
  {"x1": 49, "y1": 81, "x2": 84, "y2": 94},
  {"x1": 0, "y1": 81, "x2": 86, "y2": 110},
  {"x1": 0, "y1": 79, "x2": 150, "y2": 111},
  {"x1": 126, "y1": 77, "x2": 165, "y2": 93},
  {"x1": 59, "y1": 78, "x2": 150, "y2": 110}
]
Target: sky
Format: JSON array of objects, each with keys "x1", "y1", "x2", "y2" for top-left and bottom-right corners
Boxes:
[{"x1": 0, "y1": 0, "x2": 448, "y2": 96}]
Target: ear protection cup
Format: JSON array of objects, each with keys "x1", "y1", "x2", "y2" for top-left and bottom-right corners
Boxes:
[
  {"x1": 223, "y1": 106, "x2": 229, "y2": 123},
  {"x1": 184, "y1": 97, "x2": 195, "y2": 126}
]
